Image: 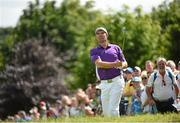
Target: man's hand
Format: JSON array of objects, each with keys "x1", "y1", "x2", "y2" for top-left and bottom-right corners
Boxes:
[
  {"x1": 114, "y1": 60, "x2": 122, "y2": 68},
  {"x1": 115, "y1": 60, "x2": 127, "y2": 68}
]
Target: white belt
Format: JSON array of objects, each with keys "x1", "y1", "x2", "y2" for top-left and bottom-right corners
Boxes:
[{"x1": 101, "y1": 75, "x2": 121, "y2": 83}]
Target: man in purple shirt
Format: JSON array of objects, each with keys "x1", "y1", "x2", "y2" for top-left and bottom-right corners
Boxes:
[{"x1": 90, "y1": 27, "x2": 128, "y2": 116}]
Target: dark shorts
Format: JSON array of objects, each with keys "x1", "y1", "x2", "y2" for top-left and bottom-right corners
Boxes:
[{"x1": 154, "y1": 98, "x2": 177, "y2": 114}]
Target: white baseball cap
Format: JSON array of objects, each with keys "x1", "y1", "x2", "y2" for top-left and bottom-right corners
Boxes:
[
  {"x1": 134, "y1": 66, "x2": 141, "y2": 72},
  {"x1": 95, "y1": 27, "x2": 108, "y2": 35}
]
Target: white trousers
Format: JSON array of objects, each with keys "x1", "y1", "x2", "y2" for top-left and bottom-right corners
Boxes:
[{"x1": 99, "y1": 75, "x2": 125, "y2": 116}]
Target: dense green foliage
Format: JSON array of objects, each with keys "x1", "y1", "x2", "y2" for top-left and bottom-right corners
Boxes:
[
  {"x1": 0, "y1": 0, "x2": 179, "y2": 94},
  {"x1": 0, "y1": 27, "x2": 13, "y2": 69},
  {"x1": 151, "y1": 0, "x2": 180, "y2": 63}
]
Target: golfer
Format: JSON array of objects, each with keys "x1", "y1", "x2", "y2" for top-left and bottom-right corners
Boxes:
[{"x1": 90, "y1": 27, "x2": 127, "y2": 116}]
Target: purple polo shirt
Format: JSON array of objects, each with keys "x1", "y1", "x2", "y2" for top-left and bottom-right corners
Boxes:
[{"x1": 90, "y1": 43, "x2": 126, "y2": 80}]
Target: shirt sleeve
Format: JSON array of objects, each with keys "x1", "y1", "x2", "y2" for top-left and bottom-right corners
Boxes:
[
  {"x1": 90, "y1": 48, "x2": 100, "y2": 63},
  {"x1": 116, "y1": 45, "x2": 126, "y2": 62}
]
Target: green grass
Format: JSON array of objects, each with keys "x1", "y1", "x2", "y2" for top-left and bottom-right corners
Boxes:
[{"x1": 39, "y1": 113, "x2": 180, "y2": 122}]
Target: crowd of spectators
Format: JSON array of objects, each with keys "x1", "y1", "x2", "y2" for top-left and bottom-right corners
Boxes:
[{"x1": 5, "y1": 58, "x2": 180, "y2": 122}]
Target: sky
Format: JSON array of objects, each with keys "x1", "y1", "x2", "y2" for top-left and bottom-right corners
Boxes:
[{"x1": 0, "y1": 0, "x2": 172, "y2": 27}]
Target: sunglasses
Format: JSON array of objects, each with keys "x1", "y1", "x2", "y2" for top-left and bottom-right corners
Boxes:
[
  {"x1": 162, "y1": 79, "x2": 166, "y2": 86},
  {"x1": 142, "y1": 77, "x2": 147, "y2": 80}
]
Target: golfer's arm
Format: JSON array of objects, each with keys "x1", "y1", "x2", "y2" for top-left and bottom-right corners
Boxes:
[{"x1": 95, "y1": 58, "x2": 126, "y2": 68}]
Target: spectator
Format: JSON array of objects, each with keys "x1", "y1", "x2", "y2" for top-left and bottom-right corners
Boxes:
[
  {"x1": 176, "y1": 73, "x2": 180, "y2": 97},
  {"x1": 120, "y1": 67, "x2": 134, "y2": 115},
  {"x1": 39, "y1": 101, "x2": 47, "y2": 119},
  {"x1": 145, "y1": 60, "x2": 154, "y2": 75},
  {"x1": 167, "y1": 60, "x2": 179, "y2": 76},
  {"x1": 86, "y1": 83, "x2": 97, "y2": 100},
  {"x1": 133, "y1": 66, "x2": 142, "y2": 77},
  {"x1": 29, "y1": 106, "x2": 40, "y2": 120},
  {"x1": 146, "y1": 57, "x2": 179, "y2": 113},
  {"x1": 76, "y1": 89, "x2": 95, "y2": 116},
  {"x1": 130, "y1": 76, "x2": 143, "y2": 115},
  {"x1": 47, "y1": 107, "x2": 58, "y2": 118},
  {"x1": 15, "y1": 110, "x2": 32, "y2": 122},
  {"x1": 61, "y1": 95, "x2": 72, "y2": 117},
  {"x1": 88, "y1": 86, "x2": 101, "y2": 115},
  {"x1": 54, "y1": 100, "x2": 63, "y2": 117},
  {"x1": 85, "y1": 84, "x2": 92, "y2": 98},
  {"x1": 140, "y1": 72, "x2": 157, "y2": 114},
  {"x1": 177, "y1": 61, "x2": 180, "y2": 71},
  {"x1": 69, "y1": 97, "x2": 81, "y2": 116},
  {"x1": 6, "y1": 116, "x2": 14, "y2": 122}
]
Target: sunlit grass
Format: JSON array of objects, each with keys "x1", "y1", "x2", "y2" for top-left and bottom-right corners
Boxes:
[{"x1": 38, "y1": 113, "x2": 180, "y2": 122}]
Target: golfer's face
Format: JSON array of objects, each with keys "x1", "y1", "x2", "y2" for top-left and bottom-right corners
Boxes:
[{"x1": 96, "y1": 30, "x2": 108, "y2": 43}]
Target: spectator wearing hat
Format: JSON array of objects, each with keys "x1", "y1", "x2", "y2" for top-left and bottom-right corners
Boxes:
[
  {"x1": 90, "y1": 27, "x2": 127, "y2": 116},
  {"x1": 130, "y1": 76, "x2": 143, "y2": 115},
  {"x1": 120, "y1": 67, "x2": 133, "y2": 115},
  {"x1": 133, "y1": 66, "x2": 142, "y2": 77},
  {"x1": 146, "y1": 57, "x2": 179, "y2": 113},
  {"x1": 123, "y1": 67, "x2": 134, "y2": 82}
]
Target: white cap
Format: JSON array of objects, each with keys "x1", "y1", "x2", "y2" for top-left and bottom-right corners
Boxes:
[
  {"x1": 134, "y1": 66, "x2": 141, "y2": 72},
  {"x1": 95, "y1": 27, "x2": 108, "y2": 35}
]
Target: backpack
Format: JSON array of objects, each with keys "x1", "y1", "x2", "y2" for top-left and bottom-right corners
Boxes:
[{"x1": 152, "y1": 69, "x2": 174, "y2": 91}]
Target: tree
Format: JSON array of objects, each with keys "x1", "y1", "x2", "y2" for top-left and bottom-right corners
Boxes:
[
  {"x1": 151, "y1": 0, "x2": 180, "y2": 63},
  {"x1": 105, "y1": 6, "x2": 161, "y2": 67},
  {"x1": 0, "y1": 27, "x2": 13, "y2": 69},
  {"x1": 0, "y1": 40, "x2": 69, "y2": 119},
  {"x1": 10, "y1": 0, "x2": 102, "y2": 89}
]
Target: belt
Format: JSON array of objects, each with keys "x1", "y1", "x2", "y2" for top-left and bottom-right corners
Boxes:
[{"x1": 101, "y1": 75, "x2": 121, "y2": 83}]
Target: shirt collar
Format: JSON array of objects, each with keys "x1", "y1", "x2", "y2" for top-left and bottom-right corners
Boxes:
[{"x1": 98, "y1": 43, "x2": 111, "y2": 49}]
